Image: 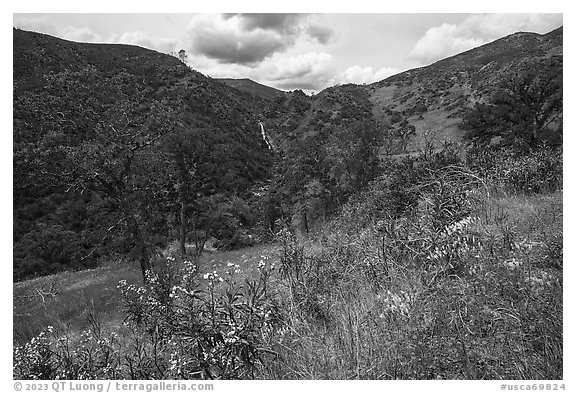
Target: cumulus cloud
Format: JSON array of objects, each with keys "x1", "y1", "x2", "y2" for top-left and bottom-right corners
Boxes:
[
  {"x1": 13, "y1": 16, "x2": 59, "y2": 36},
  {"x1": 108, "y1": 31, "x2": 177, "y2": 53},
  {"x1": 408, "y1": 13, "x2": 563, "y2": 65},
  {"x1": 306, "y1": 24, "x2": 335, "y2": 44},
  {"x1": 188, "y1": 51, "x2": 337, "y2": 91},
  {"x1": 341, "y1": 65, "x2": 399, "y2": 84},
  {"x1": 186, "y1": 14, "x2": 289, "y2": 66},
  {"x1": 60, "y1": 26, "x2": 102, "y2": 43},
  {"x1": 260, "y1": 52, "x2": 337, "y2": 90},
  {"x1": 185, "y1": 14, "x2": 333, "y2": 66},
  {"x1": 14, "y1": 15, "x2": 177, "y2": 53},
  {"x1": 225, "y1": 13, "x2": 305, "y2": 34}
]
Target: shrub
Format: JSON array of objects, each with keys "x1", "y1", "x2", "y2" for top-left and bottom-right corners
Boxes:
[
  {"x1": 14, "y1": 256, "x2": 281, "y2": 380},
  {"x1": 263, "y1": 164, "x2": 561, "y2": 379},
  {"x1": 467, "y1": 146, "x2": 562, "y2": 195}
]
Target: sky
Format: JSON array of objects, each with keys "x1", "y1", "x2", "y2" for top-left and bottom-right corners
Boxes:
[{"x1": 12, "y1": 13, "x2": 563, "y2": 92}]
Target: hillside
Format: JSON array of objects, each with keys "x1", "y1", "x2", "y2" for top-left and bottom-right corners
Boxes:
[
  {"x1": 217, "y1": 78, "x2": 287, "y2": 101},
  {"x1": 367, "y1": 27, "x2": 563, "y2": 150},
  {"x1": 13, "y1": 28, "x2": 273, "y2": 280},
  {"x1": 13, "y1": 25, "x2": 563, "y2": 381},
  {"x1": 259, "y1": 27, "x2": 562, "y2": 158}
]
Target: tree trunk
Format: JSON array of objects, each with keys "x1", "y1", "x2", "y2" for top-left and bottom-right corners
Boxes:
[
  {"x1": 124, "y1": 206, "x2": 151, "y2": 283},
  {"x1": 175, "y1": 152, "x2": 191, "y2": 257},
  {"x1": 302, "y1": 203, "x2": 309, "y2": 234},
  {"x1": 179, "y1": 199, "x2": 186, "y2": 255},
  {"x1": 137, "y1": 237, "x2": 150, "y2": 283}
]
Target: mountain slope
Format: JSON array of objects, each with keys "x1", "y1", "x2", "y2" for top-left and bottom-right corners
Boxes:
[
  {"x1": 13, "y1": 28, "x2": 273, "y2": 280},
  {"x1": 367, "y1": 27, "x2": 563, "y2": 151},
  {"x1": 261, "y1": 27, "x2": 562, "y2": 157},
  {"x1": 217, "y1": 78, "x2": 286, "y2": 101}
]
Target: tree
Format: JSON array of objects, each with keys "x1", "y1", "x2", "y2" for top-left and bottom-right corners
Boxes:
[
  {"x1": 461, "y1": 58, "x2": 563, "y2": 150},
  {"x1": 31, "y1": 67, "x2": 184, "y2": 281},
  {"x1": 162, "y1": 129, "x2": 205, "y2": 256},
  {"x1": 267, "y1": 119, "x2": 384, "y2": 237},
  {"x1": 177, "y1": 49, "x2": 188, "y2": 65}
]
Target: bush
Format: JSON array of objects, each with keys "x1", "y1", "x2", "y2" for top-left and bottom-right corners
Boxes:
[
  {"x1": 14, "y1": 256, "x2": 281, "y2": 380},
  {"x1": 262, "y1": 164, "x2": 562, "y2": 379},
  {"x1": 467, "y1": 146, "x2": 562, "y2": 194}
]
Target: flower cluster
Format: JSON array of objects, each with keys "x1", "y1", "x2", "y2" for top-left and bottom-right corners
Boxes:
[
  {"x1": 16, "y1": 253, "x2": 280, "y2": 380},
  {"x1": 376, "y1": 289, "x2": 412, "y2": 320},
  {"x1": 443, "y1": 216, "x2": 475, "y2": 238},
  {"x1": 427, "y1": 216, "x2": 481, "y2": 264},
  {"x1": 257, "y1": 253, "x2": 277, "y2": 272},
  {"x1": 203, "y1": 271, "x2": 224, "y2": 286},
  {"x1": 14, "y1": 325, "x2": 122, "y2": 380},
  {"x1": 225, "y1": 262, "x2": 241, "y2": 275}
]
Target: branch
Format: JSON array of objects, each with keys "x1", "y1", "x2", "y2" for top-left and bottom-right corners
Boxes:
[{"x1": 131, "y1": 134, "x2": 163, "y2": 151}]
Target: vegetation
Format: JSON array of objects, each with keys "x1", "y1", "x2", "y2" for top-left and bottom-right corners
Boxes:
[
  {"x1": 14, "y1": 144, "x2": 563, "y2": 380},
  {"x1": 13, "y1": 27, "x2": 562, "y2": 380},
  {"x1": 461, "y1": 58, "x2": 562, "y2": 150},
  {"x1": 13, "y1": 29, "x2": 272, "y2": 281}
]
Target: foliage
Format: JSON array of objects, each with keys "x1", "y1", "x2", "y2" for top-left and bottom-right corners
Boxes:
[
  {"x1": 461, "y1": 58, "x2": 562, "y2": 150},
  {"x1": 14, "y1": 256, "x2": 280, "y2": 379},
  {"x1": 467, "y1": 145, "x2": 562, "y2": 195},
  {"x1": 13, "y1": 30, "x2": 272, "y2": 280},
  {"x1": 264, "y1": 179, "x2": 562, "y2": 380}
]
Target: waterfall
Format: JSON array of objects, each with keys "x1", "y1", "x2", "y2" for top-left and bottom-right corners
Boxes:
[{"x1": 259, "y1": 121, "x2": 273, "y2": 150}]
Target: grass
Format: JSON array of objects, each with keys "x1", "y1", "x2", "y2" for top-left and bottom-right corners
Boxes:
[
  {"x1": 13, "y1": 192, "x2": 562, "y2": 379},
  {"x1": 13, "y1": 243, "x2": 282, "y2": 346},
  {"x1": 260, "y1": 191, "x2": 563, "y2": 379}
]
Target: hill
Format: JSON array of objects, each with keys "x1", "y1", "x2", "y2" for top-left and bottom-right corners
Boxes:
[
  {"x1": 13, "y1": 26, "x2": 563, "y2": 381},
  {"x1": 261, "y1": 27, "x2": 562, "y2": 158},
  {"x1": 367, "y1": 27, "x2": 563, "y2": 150},
  {"x1": 217, "y1": 78, "x2": 286, "y2": 101},
  {"x1": 13, "y1": 28, "x2": 273, "y2": 280}
]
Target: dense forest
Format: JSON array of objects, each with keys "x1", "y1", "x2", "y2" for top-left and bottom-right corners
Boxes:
[{"x1": 14, "y1": 27, "x2": 563, "y2": 380}]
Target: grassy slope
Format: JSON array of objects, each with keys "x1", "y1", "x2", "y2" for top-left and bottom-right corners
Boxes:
[
  {"x1": 14, "y1": 191, "x2": 561, "y2": 347},
  {"x1": 13, "y1": 244, "x2": 282, "y2": 345},
  {"x1": 366, "y1": 27, "x2": 562, "y2": 152},
  {"x1": 262, "y1": 191, "x2": 562, "y2": 379}
]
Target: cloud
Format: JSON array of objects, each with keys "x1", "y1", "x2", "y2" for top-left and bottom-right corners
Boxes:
[
  {"x1": 60, "y1": 26, "x2": 102, "y2": 43},
  {"x1": 185, "y1": 14, "x2": 333, "y2": 66},
  {"x1": 225, "y1": 13, "x2": 305, "y2": 34},
  {"x1": 188, "y1": 51, "x2": 337, "y2": 91},
  {"x1": 13, "y1": 16, "x2": 59, "y2": 36},
  {"x1": 408, "y1": 13, "x2": 563, "y2": 65},
  {"x1": 108, "y1": 31, "x2": 177, "y2": 53},
  {"x1": 186, "y1": 14, "x2": 290, "y2": 66},
  {"x1": 14, "y1": 16, "x2": 103, "y2": 43},
  {"x1": 341, "y1": 65, "x2": 399, "y2": 84},
  {"x1": 306, "y1": 24, "x2": 334, "y2": 44},
  {"x1": 259, "y1": 52, "x2": 337, "y2": 90},
  {"x1": 14, "y1": 15, "x2": 176, "y2": 53}
]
